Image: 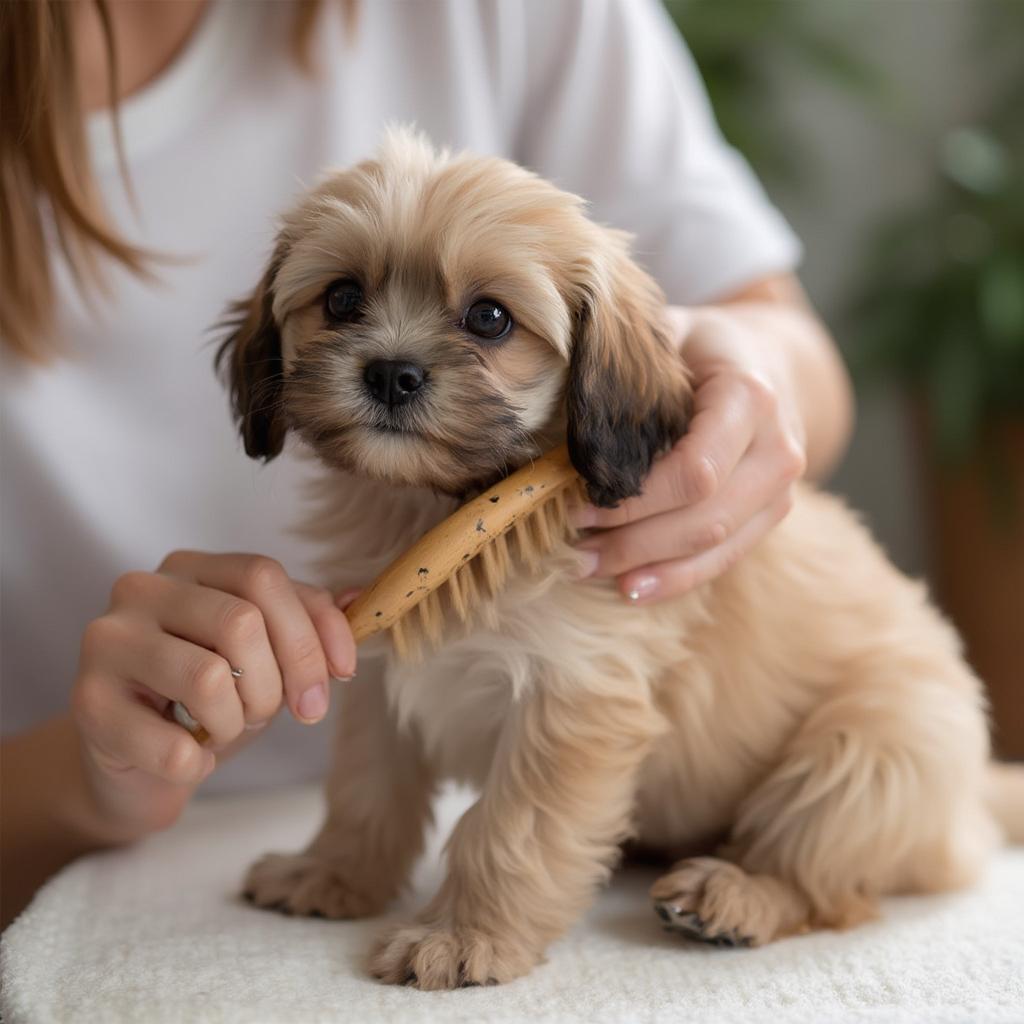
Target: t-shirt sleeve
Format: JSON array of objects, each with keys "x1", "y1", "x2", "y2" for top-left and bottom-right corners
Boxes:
[{"x1": 512, "y1": 0, "x2": 802, "y2": 304}]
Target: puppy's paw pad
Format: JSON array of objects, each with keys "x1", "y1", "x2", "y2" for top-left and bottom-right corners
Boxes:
[
  {"x1": 242, "y1": 852, "x2": 383, "y2": 919},
  {"x1": 369, "y1": 922, "x2": 534, "y2": 990},
  {"x1": 651, "y1": 857, "x2": 776, "y2": 948}
]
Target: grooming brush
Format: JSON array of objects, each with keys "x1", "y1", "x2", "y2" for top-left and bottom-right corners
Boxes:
[{"x1": 171, "y1": 445, "x2": 582, "y2": 744}]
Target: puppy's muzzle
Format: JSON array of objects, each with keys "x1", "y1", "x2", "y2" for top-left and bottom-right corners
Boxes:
[{"x1": 363, "y1": 359, "x2": 427, "y2": 409}]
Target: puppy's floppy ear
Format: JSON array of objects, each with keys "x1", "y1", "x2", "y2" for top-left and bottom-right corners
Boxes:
[
  {"x1": 215, "y1": 241, "x2": 289, "y2": 461},
  {"x1": 566, "y1": 234, "x2": 692, "y2": 507}
]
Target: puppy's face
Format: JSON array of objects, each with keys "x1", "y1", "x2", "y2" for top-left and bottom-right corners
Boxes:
[{"x1": 221, "y1": 131, "x2": 690, "y2": 505}]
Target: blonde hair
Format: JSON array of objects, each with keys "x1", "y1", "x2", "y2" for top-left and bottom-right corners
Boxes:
[{"x1": 0, "y1": 0, "x2": 352, "y2": 361}]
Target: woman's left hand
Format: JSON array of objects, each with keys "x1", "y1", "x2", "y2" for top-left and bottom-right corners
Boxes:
[{"x1": 573, "y1": 304, "x2": 807, "y2": 603}]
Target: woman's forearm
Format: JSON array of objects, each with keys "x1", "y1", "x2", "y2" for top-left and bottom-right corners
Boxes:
[{"x1": 1, "y1": 715, "x2": 117, "y2": 929}]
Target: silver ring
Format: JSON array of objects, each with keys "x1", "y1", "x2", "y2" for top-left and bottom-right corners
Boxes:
[{"x1": 230, "y1": 666, "x2": 244, "y2": 679}]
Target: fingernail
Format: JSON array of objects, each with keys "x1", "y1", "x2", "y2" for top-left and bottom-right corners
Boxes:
[
  {"x1": 201, "y1": 752, "x2": 217, "y2": 778},
  {"x1": 330, "y1": 674, "x2": 356, "y2": 683},
  {"x1": 328, "y1": 659, "x2": 356, "y2": 680},
  {"x1": 244, "y1": 720, "x2": 269, "y2": 732},
  {"x1": 569, "y1": 503, "x2": 599, "y2": 530},
  {"x1": 572, "y1": 548, "x2": 600, "y2": 580},
  {"x1": 625, "y1": 575, "x2": 659, "y2": 602},
  {"x1": 335, "y1": 588, "x2": 363, "y2": 611},
  {"x1": 297, "y1": 683, "x2": 328, "y2": 723}
]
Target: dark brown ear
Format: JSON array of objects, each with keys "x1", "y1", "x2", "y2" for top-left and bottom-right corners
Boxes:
[
  {"x1": 215, "y1": 243, "x2": 289, "y2": 461},
  {"x1": 566, "y1": 239, "x2": 692, "y2": 507}
]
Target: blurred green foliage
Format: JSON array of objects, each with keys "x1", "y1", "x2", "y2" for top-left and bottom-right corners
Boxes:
[
  {"x1": 667, "y1": 0, "x2": 1024, "y2": 469},
  {"x1": 663, "y1": 0, "x2": 885, "y2": 184},
  {"x1": 852, "y1": 0, "x2": 1024, "y2": 466},
  {"x1": 854, "y1": 124, "x2": 1024, "y2": 464}
]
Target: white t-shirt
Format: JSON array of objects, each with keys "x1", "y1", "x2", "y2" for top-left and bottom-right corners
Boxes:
[{"x1": 1, "y1": 0, "x2": 800, "y2": 793}]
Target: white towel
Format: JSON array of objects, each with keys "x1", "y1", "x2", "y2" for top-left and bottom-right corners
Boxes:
[{"x1": 2, "y1": 783, "x2": 1022, "y2": 1024}]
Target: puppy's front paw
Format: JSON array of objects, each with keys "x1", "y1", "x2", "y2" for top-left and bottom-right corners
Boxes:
[
  {"x1": 651, "y1": 857, "x2": 809, "y2": 948},
  {"x1": 242, "y1": 852, "x2": 386, "y2": 919},
  {"x1": 369, "y1": 921, "x2": 538, "y2": 990}
]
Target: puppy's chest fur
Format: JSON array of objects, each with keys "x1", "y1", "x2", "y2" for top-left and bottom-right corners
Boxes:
[
  {"x1": 379, "y1": 556, "x2": 819, "y2": 847},
  {"x1": 380, "y1": 558, "x2": 690, "y2": 785},
  {"x1": 309, "y1": 469, "x2": 886, "y2": 847},
  {"x1": 309, "y1": 465, "x2": 703, "y2": 782}
]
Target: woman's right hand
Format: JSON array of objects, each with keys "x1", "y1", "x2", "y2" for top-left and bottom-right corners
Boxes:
[{"x1": 70, "y1": 551, "x2": 357, "y2": 842}]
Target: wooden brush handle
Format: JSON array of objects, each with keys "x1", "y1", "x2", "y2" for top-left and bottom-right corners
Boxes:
[{"x1": 345, "y1": 444, "x2": 578, "y2": 641}]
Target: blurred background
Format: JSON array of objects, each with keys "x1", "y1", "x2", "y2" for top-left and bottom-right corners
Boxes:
[{"x1": 664, "y1": 0, "x2": 1023, "y2": 756}]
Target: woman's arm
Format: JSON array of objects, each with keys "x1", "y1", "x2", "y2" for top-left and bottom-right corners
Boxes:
[
  {"x1": 575, "y1": 272, "x2": 854, "y2": 601},
  {"x1": 1, "y1": 552, "x2": 357, "y2": 930},
  {"x1": 2, "y1": 710, "x2": 270, "y2": 929},
  {"x1": 1, "y1": 716, "x2": 119, "y2": 929}
]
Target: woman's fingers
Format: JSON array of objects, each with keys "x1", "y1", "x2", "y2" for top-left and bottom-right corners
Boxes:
[
  {"x1": 81, "y1": 616, "x2": 247, "y2": 747},
  {"x1": 617, "y1": 493, "x2": 794, "y2": 603},
  {"x1": 294, "y1": 582, "x2": 357, "y2": 679},
  {"x1": 577, "y1": 456, "x2": 780, "y2": 579},
  {"x1": 109, "y1": 571, "x2": 282, "y2": 726},
  {"x1": 159, "y1": 552, "x2": 334, "y2": 724},
  {"x1": 73, "y1": 670, "x2": 215, "y2": 785},
  {"x1": 334, "y1": 587, "x2": 363, "y2": 612}
]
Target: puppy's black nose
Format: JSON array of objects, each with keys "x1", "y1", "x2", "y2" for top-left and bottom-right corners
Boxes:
[{"x1": 363, "y1": 359, "x2": 426, "y2": 408}]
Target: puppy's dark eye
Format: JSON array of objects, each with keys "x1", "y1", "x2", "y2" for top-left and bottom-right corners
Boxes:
[
  {"x1": 463, "y1": 299, "x2": 512, "y2": 342},
  {"x1": 325, "y1": 279, "x2": 363, "y2": 321}
]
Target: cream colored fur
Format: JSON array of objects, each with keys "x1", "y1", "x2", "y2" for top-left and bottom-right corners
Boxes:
[{"x1": 230, "y1": 130, "x2": 1021, "y2": 990}]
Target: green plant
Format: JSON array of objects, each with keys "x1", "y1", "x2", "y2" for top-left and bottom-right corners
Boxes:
[
  {"x1": 849, "y1": 0, "x2": 1024, "y2": 469},
  {"x1": 668, "y1": 0, "x2": 1024, "y2": 474},
  {"x1": 852, "y1": 125, "x2": 1024, "y2": 464},
  {"x1": 663, "y1": 0, "x2": 884, "y2": 184}
]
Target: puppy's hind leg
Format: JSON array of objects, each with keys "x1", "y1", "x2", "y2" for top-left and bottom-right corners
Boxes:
[
  {"x1": 654, "y1": 670, "x2": 995, "y2": 947},
  {"x1": 243, "y1": 674, "x2": 435, "y2": 919}
]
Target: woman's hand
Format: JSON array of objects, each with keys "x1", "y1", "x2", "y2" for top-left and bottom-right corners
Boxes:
[
  {"x1": 70, "y1": 551, "x2": 357, "y2": 841},
  {"x1": 573, "y1": 303, "x2": 808, "y2": 603}
]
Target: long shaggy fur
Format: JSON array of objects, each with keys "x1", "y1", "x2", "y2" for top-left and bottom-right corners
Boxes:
[{"x1": 226, "y1": 129, "x2": 1021, "y2": 989}]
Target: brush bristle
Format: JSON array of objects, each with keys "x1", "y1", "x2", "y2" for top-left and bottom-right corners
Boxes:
[
  {"x1": 417, "y1": 591, "x2": 444, "y2": 647},
  {"x1": 447, "y1": 565, "x2": 469, "y2": 622},
  {"x1": 513, "y1": 516, "x2": 541, "y2": 570},
  {"x1": 391, "y1": 615, "x2": 410, "y2": 660},
  {"x1": 480, "y1": 537, "x2": 506, "y2": 596},
  {"x1": 390, "y1": 482, "x2": 577, "y2": 662}
]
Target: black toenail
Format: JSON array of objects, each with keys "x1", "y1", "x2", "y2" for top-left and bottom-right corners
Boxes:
[{"x1": 655, "y1": 904, "x2": 671, "y2": 923}]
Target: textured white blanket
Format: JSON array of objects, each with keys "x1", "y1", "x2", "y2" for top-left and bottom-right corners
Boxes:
[{"x1": 2, "y1": 784, "x2": 1022, "y2": 1024}]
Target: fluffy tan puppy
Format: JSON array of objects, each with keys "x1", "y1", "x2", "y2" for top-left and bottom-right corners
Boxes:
[{"x1": 220, "y1": 129, "x2": 1021, "y2": 989}]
